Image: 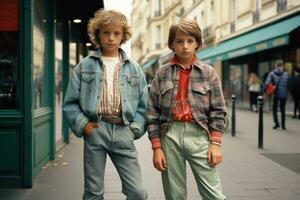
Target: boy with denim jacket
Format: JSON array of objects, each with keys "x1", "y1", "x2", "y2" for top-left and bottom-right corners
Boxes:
[
  {"x1": 147, "y1": 19, "x2": 227, "y2": 200},
  {"x1": 63, "y1": 9, "x2": 148, "y2": 200}
]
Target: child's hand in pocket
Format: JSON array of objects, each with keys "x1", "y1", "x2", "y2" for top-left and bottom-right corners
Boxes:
[{"x1": 83, "y1": 122, "x2": 99, "y2": 136}]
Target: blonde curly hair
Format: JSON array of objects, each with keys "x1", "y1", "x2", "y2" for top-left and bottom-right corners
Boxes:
[{"x1": 87, "y1": 9, "x2": 132, "y2": 48}]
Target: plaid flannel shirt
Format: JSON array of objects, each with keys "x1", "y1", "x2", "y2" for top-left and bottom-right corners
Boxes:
[
  {"x1": 99, "y1": 59, "x2": 122, "y2": 116},
  {"x1": 147, "y1": 57, "x2": 227, "y2": 149}
]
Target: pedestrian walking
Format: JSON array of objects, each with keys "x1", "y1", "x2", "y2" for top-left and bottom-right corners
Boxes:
[
  {"x1": 290, "y1": 68, "x2": 300, "y2": 119},
  {"x1": 63, "y1": 9, "x2": 148, "y2": 200},
  {"x1": 264, "y1": 59, "x2": 289, "y2": 129},
  {"x1": 147, "y1": 19, "x2": 227, "y2": 200},
  {"x1": 248, "y1": 72, "x2": 262, "y2": 112}
]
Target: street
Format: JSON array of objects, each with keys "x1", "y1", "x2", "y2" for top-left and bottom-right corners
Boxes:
[{"x1": 1, "y1": 109, "x2": 300, "y2": 200}]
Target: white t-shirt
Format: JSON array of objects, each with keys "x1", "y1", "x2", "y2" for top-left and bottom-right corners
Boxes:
[{"x1": 248, "y1": 82, "x2": 261, "y2": 92}]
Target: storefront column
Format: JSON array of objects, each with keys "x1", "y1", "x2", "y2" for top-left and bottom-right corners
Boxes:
[{"x1": 23, "y1": 0, "x2": 34, "y2": 188}]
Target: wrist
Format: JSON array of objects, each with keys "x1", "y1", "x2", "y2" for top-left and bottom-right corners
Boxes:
[
  {"x1": 153, "y1": 147, "x2": 162, "y2": 151},
  {"x1": 151, "y1": 137, "x2": 162, "y2": 150},
  {"x1": 210, "y1": 141, "x2": 221, "y2": 147}
]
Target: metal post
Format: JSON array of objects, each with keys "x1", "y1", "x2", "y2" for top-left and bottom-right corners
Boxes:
[
  {"x1": 231, "y1": 94, "x2": 236, "y2": 137},
  {"x1": 258, "y1": 95, "x2": 264, "y2": 149}
]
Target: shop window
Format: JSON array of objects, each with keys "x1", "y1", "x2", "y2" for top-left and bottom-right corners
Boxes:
[
  {"x1": 55, "y1": 21, "x2": 63, "y2": 146},
  {"x1": 0, "y1": 0, "x2": 19, "y2": 109},
  {"x1": 33, "y1": 0, "x2": 48, "y2": 109}
]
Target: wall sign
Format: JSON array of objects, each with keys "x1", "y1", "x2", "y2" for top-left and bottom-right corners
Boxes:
[{"x1": 0, "y1": 0, "x2": 19, "y2": 31}]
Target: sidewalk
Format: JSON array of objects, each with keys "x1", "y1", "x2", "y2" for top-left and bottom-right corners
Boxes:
[{"x1": 0, "y1": 109, "x2": 300, "y2": 200}]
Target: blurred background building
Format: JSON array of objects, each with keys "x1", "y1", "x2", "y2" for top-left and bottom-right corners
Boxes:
[{"x1": 132, "y1": 0, "x2": 300, "y2": 108}]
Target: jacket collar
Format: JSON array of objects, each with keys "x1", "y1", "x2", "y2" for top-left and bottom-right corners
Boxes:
[
  {"x1": 89, "y1": 48, "x2": 130, "y2": 62},
  {"x1": 169, "y1": 54, "x2": 204, "y2": 71}
]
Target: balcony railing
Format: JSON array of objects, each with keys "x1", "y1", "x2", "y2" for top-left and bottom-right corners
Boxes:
[
  {"x1": 202, "y1": 25, "x2": 215, "y2": 43},
  {"x1": 230, "y1": 22, "x2": 236, "y2": 33},
  {"x1": 277, "y1": 0, "x2": 287, "y2": 12},
  {"x1": 252, "y1": 10, "x2": 260, "y2": 23}
]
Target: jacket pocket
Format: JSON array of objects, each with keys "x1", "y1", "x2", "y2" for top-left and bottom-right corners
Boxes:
[
  {"x1": 80, "y1": 72, "x2": 97, "y2": 109},
  {"x1": 125, "y1": 74, "x2": 140, "y2": 100},
  {"x1": 82, "y1": 73, "x2": 96, "y2": 83},
  {"x1": 161, "y1": 80, "x2": 174, "y2": 95},
  {"x1": 192, "y1": 82, "x2": 210, "y2": 109},
  {"x1": 192, "y1": 82, "x2": 210, "y2": 95},
  {"x1": 159, "y1": 80, "x2": 174, "y2": 111},
  {"x1": 127, "y1": 74, "x2": 139, "y2": 87}
]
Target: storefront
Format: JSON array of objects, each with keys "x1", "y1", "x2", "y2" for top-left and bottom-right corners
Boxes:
[
  {"x1": 0, "y1": 0, "x2": 103, "y2": 188},
  {"x1": 198, "y1": 13, "x2": 300, "y2": 110}
]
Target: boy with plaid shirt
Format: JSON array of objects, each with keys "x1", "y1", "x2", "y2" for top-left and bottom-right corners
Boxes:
[{"x1": 147, "y1": 19, "x2": 227, "y2": 200}]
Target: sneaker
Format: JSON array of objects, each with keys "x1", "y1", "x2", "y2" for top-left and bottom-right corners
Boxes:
[
  {"x1": 273, "y1": 125, "x2": 280, "y2": 129},
  {"x1": 282, "y1": 127, "x2": 286, "y2": 130}
]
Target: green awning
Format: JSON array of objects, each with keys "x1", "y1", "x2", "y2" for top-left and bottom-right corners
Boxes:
[
  {"x1": 197, "y1": 14, "x2": 300, "y2": 64},
  {"x1": 143, "y1": 57, "x2": 158, "y2": 70}
]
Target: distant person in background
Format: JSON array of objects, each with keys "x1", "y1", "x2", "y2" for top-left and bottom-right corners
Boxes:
[
  {"x1": 290, "y1": 68, "x2": 300, "y2": 119},
  {"x1": 248, "y1": 72, "x2": 262, "y2": 112},
  {"x1": 264, "y1": 60, "x2": 289, "y2": 130}
]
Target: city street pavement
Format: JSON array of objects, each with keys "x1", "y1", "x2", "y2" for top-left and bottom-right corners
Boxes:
[{"x1": 0, "y1": 109, "x2": 300, "y2": 200}]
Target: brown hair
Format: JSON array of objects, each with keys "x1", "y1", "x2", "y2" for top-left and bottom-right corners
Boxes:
[
  {"x1": 168, "y1": 19, "x2": 202, "y2": 50},
  {"x1": 87, "y1": 9, "x2": 132, "y2": 48}
]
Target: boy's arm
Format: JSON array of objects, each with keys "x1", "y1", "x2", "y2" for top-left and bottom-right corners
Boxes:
[
  {"x1": 147, "y1": 74, "x2": 162, "y2": 150},
  {"x1": 147, "y1": 73, "x2": 168, "y2": 170},
  {"x1": 129, "y1": 72, "x2": 148, "y2": 139},
  {"x1": 263, "y1": 73, "x2": 272, "y2": 91},
  {"x1": 208, "y1": 68, "x2": 227, "y2": 146},
  {"x1": 63, "y1": 64, "x2": 89, "y2": 138}
]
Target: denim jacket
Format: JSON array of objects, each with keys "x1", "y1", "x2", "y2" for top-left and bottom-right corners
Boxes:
[{"x1": 63, "y1": 48, "x2": 148, "y2": 139}]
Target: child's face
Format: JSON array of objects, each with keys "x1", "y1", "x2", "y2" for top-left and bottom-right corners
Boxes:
[
  {"x1": 99, "y1": 24, "x2": 124, "y2": 57},
  {"x1": 171, "y1": 30, "x2": 198, "y2": 64}
]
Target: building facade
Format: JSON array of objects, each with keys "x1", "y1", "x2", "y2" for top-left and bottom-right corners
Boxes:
[{"x1": 131, "y1": 0, "x2": 300, "y2": 109}]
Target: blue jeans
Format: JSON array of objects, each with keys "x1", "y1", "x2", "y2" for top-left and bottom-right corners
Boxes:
[{"x1": 82, "y1": 121, "x2": 147, "y2": 200}]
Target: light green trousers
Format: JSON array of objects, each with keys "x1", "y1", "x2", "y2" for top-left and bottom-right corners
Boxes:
[{"x1": 161, "y1": 121, "x2": 226, "y2": 200}]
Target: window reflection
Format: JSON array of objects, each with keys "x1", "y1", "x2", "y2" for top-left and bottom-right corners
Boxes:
[
  {"x1": 33, "y1": 0, "x2": 47, "y2": 109},
  {"x1": 55, "y1": 36, "x2": 63, "y2": 145},
  {"x1": 0, "y1": 31, "x2": 19, "y2": 109}
]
